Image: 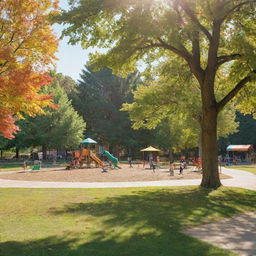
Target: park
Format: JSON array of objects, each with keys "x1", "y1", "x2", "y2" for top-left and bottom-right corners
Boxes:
[{"x1": 0, "y1": 0, "x2": 256, "y2": 255}]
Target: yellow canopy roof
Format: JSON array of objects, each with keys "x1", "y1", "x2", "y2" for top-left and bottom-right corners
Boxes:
[{"x1": 140, "y1": 146, "x2": 160, "y2": 152}]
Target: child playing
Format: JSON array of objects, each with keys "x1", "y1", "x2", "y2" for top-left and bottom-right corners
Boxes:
[
  {"x1": 102, "y1": 165, "x2": 108, "y2": 173},
  {"x1": 179, "y1": 161, "x2": 185, "y2": 175},
  {"x1": 127, "y1": 156, "x2": 133, "y2": 168},
  {"x1": 22, "y1": 160, "x2": 27, "y2": 172},
  {"x1": 169, "y1": 161, "x2": 174, "y2": 176}
]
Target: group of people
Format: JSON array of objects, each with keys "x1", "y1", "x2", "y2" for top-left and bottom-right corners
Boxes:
[
  {"x1": 127, "y1": 155, "x2": 159, "y2": 171},
  {"x1": 127, "y1": 155, "x2": 190, "y2": 175}
]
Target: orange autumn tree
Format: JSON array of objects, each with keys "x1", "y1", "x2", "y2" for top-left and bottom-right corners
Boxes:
[{"x1": 0, "y1": 0, "x2": 59, "y2": 138}]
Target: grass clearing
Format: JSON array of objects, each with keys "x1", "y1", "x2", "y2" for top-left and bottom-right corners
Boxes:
[
  {"x1": 0, "y1": 161, "x2": 67, "y2": 172},
  {"x1": 0, "y1": 186, "x2": 255, "y2": 255},
  {"x1": 226, "y1": 165, "x2": 256, "y2": 175},
  {"x1": 0, "y1": 163, "x2": 32, "y2": 172}
]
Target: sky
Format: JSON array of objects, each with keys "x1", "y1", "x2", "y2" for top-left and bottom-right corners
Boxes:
[
  {"x1": 53, "y1": 0, "x2": 89, "y2": 81},
  {"x1": 53, "y1": 1, "x2": 144, "y2": 81}
]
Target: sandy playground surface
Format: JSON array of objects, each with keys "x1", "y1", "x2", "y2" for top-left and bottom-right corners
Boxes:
[{"x1": 0, "y1": 164, "x2": 230, "y2": 182}]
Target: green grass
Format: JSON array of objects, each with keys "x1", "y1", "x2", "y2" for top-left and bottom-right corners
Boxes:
[
  {"x1": 0, "y1": 163, "x2": 32, "y2": 172},
  {"x1": 226, "y1": 165, "x2": 256, "y2": 175},
  {"x1": 1, "y1": 187, "x2": 256, "y2": 256},
  {"x1": 0, "y1": 161, "x2": 67, "y2": 172}
]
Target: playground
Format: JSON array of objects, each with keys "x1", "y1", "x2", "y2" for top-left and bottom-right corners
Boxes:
[
  {"x1": 0, "y1": 164, "x2": 230, "y2": 182},
  {"x1": 0, "y1": 143, "x2": 230, "y2": 182}
]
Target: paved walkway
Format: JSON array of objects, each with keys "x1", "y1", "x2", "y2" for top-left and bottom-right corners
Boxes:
[
  {"x1": 0, "y1": 167, "x2": 255, "y2": 190},
  {"x1": 184, "y1": 211, "x2": 256, "y2": 256}
]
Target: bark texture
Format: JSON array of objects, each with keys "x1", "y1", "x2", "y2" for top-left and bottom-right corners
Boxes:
[{"x1": 200, "y1": 106, "x2": 221, "y2": 188}]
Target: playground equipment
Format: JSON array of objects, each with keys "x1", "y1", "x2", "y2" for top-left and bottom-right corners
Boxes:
[
  {"x1": 32, "y1": 160, "x2": 41, "y2": 171},
  {"x1": 66, "y1": 149, "x2": 103, "y2": 170},
  {"x1": 66, "y1": 147, "x2": 121, "y2": 170},
  {"x1": 102, "y1": 150, "x2": 120, "y2": 168}
]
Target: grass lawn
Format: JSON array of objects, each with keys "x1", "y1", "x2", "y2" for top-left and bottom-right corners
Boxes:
[
  {"x1": 0, "y1": 187, "x2": 255, "y2": 256},
  {"x1": 0, "y1": 163, "x2": 33, "y2": 172},
  {"x1": 0, "y1": 161, "x2": 67, "y2": 172},
  {"x1": 227, "y1": 165, "x2": 256, "y2": 175}
]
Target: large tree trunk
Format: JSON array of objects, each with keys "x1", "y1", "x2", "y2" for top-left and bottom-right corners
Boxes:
[{"x1": 200, "y1": 105, "x2": 221, "y2": 188}]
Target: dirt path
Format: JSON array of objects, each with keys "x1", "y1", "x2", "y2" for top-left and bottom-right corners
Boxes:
[{"x1": 0, "y1": 164, "x2": 227, "y2": 182}]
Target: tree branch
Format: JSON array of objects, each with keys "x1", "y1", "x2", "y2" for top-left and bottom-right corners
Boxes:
[
  {"x1": 192, "y1": 30, "x2": 200, "y2": 66},
  {"x1": 203, "y1": 20, "x2": 221, "y2": 86},
  {"x1": 0, "y1": 40, "x2": 25, "y2": 73},
  {"x1": 136, "y1": 37, "x2": 206, "y2": 85},
  {"x1": 157, "y1": 37, "x2": 191, "y2": 61},
  {"x1": 136, "y1": 38, "x2": 191, "y2": 62},
  {"x1": 0, "y1": 24, "x2": 5, "y2": 40},
  {"x1": 217, "y1": 70, "x2": 256, "y2": 112},
  {"x1": 158, "y1": 37, "x2": 206, "y2": 85},
  {"x1": 177, "y1": 0, "x2": 212, "y2": 41},
  {"x1": 220, "y1": 0, "x2": 256, "y2": 21},
  {"x1": 4, "y1": 32, "x2": 15, "y2": 47},
  {"x1": 217, "y1": 53, "x2": 241, "y2": 68},
  {"x1": 135, "y1": 41, "x2": 164, "y2": 51}
]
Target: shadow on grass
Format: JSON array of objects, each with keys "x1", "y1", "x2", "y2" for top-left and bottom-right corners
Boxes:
[
  {"x1": 0, "y1": 232, "x2": 235, "y2": 256},
  {"x1": 51, "y1": 188, "x2": 256, "y2": 231},
  {"x1": 1, "y1": 187, "x2": 255, "y2": 256}
]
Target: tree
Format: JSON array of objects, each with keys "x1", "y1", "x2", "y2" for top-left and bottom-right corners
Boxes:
[
  {"x1": 72, "y1": 67, "x2": 143, "y2": 153},
  {"x1": 0, "y1": 137, "x2": 9, "y2": 159},
  {"x1": 58, "y1": 0, "x2": 256, "y2": 188},
  {"x1": 0, "y1": 0, "x2": 59, "y2": 139},
  {"x1": 228, "y1": 113, "x2": 256, "y2": 145},
  {"x1": 51, "y1": 71, "x2": 78, "y2": 96},
  {"x1": 13, "y1": 76, "x2": 86, "y2": 159},
  {"x1": 219, "y1": 112, "x2": 256, "y2": 153},
  {"x1": 122, "y1": 72, "x2": 238, "y2": 155}
]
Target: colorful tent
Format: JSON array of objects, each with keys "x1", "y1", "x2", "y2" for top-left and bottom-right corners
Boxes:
[
  {"x1": 140, "y1": 146, "x2": 160, "y2": 152},
  {"x1": 226, "y1": 145, "x2": 253, "y2": 152}
]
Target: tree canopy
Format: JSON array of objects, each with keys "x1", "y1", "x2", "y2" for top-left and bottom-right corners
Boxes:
[
  {"x1": 72, "y1": 67, "x2": 149, "y2": 153},
  {"x1": 7, "y1": 73, "x2": 86, "y2": 159},
  {"x1": 0, "y1": 0, "x2": 59, "y2": 138},
  {"x1": 122, "y1": 58, "x2": 239, "y2": 152}
]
